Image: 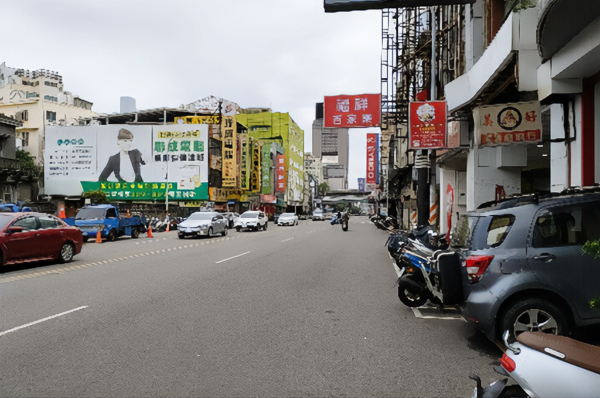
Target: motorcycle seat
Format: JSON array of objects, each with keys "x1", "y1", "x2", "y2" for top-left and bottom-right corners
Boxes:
[{"x1": 517, "y1": 331, "x2": 600, "y2": 375}]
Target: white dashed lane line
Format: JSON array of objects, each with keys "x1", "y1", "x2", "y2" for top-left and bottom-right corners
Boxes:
[{"x1": 0, "y1": 306, "x2": 89, "y2": 337}]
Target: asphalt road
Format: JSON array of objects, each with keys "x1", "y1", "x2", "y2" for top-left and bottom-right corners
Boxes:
[{"x1": 1, "y1": 216, "x2": 501, "y2": 397}]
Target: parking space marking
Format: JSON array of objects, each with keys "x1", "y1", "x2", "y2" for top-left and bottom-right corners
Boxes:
[
  {"x1": 411, "y1": 306, "x2": 463, "y2": 320},
  {"x1": 216, "y1": 251, "x2": 251, "y2": 264},
  {"x1": 0, "y1": 306, "x2": 88, "y2": 337}
]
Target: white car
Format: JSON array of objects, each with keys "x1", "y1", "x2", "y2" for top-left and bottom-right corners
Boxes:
[
  {"x1": 177, "y1": 212, "x2": 228, "y2": 239},
  {"x1": 277, "y1": 212, "x2": 298, "y2": 226},
  {"x1": 235, "y1": 211, "x2": 268, "y2": 232}
]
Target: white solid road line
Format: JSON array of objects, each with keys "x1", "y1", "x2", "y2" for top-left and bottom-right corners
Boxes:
[
  {"x1": 216, "y1": 251, "x2": 251, "y2": 264},
  {"x1": 0, "y1": 306, "x2": 89, "y2": 337}
]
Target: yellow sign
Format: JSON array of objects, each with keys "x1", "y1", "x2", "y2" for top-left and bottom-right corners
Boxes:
[
  {"x1": 174, "y1": 116, "x2": 220, "y2": 125},
  {"x1": 179, "y1": 201, "x2": 202, "y2": 208},
  {"x1": 221, "y1": 116, "x2": 237, "y2": 188}
]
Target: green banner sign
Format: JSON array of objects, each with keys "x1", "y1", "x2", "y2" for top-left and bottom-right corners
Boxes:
[{"x1": 81, "y1": 181, "x2": 209, "y2": 201}]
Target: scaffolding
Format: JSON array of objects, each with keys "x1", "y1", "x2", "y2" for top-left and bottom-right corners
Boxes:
[{"x1": 381, "y1": 6, "x2": 466, "y2": 131}]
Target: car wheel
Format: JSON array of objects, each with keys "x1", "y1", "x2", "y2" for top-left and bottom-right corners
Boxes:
[
  {"x1": 236, "y1": 226, "x2": 241, "y2": 232},
  {"x1": 131, "y1": 229, "x2": 140, "y2": 239},
  {"x1": 107, "y1": 229, "x2": 117, "y2": 242},
  {"x1": 207, "y1": 227, "x2": 213, "y2": 237},
  {"x1": 222, "y1": 227, "x2": 227, "y2": 236},
  {"x1": 59, "y1": 242, "x2": 75, "y2": 263},
  {"x1": 499, "y1": 298, "x2": 569, "y2": 342}
]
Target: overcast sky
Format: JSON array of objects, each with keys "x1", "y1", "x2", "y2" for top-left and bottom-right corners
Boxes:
[{"x1": 1, "y1": 0, "x2": 382, "y2": 188}]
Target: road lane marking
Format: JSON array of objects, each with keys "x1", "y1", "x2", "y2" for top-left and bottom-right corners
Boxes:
[
  {"x1": 282, "y1": 237, "x2": 295, "y2": 243},
  {"x1": 0, "y1": 306, "x2": 89, "y2": 337},
  {"x1": 216, "y1": 251, "x2": 251, "y2": 264}
]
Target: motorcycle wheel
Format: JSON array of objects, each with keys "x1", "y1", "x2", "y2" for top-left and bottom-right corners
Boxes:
[
  {"x1": 398, "y1": 280, "x2": 429, "y2": 307},
  {"x1": 342, "y1": 221, "x2": 348, "y2": 231}
]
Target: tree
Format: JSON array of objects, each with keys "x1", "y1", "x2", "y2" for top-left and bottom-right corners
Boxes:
[
  {"x1": 16, "y1": 149, "x2": 42, "y2": 178},
  {"x1": 318, "y1": 182, "x2": 329, "y2": 196},
  {"x1": 82, "y1": 190, "x2": 110, "y2": 204}
]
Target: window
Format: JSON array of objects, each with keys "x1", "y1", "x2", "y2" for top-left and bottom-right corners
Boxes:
[
  {"x1": 46, "y1": 111, "x2": 56, "y2": 122},
  {"x1": 13, "y1": 216, "x2": 38, "y2": 231},
  {"x1": 39, "y1": 215, "x2": 61, "y2": 229},
  {"x1": 44, "y1": 95, "x2": 58, "y2": 102},
  {"x1": 15, "y1": 110, "x2": 28, "y2": 122},
  {"x1": 532, "y1": 201, "x2": 600, "y2": 247},
  {"x1": 486, "y1": 215, "x2": 515, "y2": 247},
  {"x1": 21, "y1": 132, "x2": 29, "y2": 147},
  {"x1": 106, "y1": 208, "x2": 118, "y2": 218}
]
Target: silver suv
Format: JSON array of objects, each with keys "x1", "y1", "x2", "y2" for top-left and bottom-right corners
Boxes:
[{"x1": 446, "y1": 188, "x2": 600, "y2": 343}]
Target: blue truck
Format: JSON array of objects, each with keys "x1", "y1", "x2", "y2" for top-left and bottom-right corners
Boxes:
[{"x1": 66, "y1": 204, "x2": 147, "y2": 242}]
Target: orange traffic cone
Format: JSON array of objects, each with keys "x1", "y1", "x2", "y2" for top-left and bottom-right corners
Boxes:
[
  {"x1": 166, "y1": 223, "x2": 170, "y2": 233},
  {"x1": 96, "y1": 230, "x2": 102, "y2": 244},
  {"x1": 59, "y1": 206, "x2": 66, "y2": 219},
  {"x1": 147, "y1": 226, "x2": 154, "y2": 238}
]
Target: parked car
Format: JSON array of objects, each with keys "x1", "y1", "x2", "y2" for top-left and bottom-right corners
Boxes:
[
  {"x1": 235, "y1": 211, "x2": 268, "y2": 232},
  {"x1": 277, "y1": 212, "x2": 298, "y2": 226},
  {"x1": 0, "y1": 212, "x2": 83, "y2": 266},
  {"x1": 445, "y1": 189, "x2": 600, "y2": 343},
  {"x1": 177, "y1": 212, "x2": 228, "y2": 239},
  {"x1": 221, "y1": 212, "x2": 240, "y2": 229},
  {"x1": 312, "y1": 209, "x2": 324, "y2": 221}
]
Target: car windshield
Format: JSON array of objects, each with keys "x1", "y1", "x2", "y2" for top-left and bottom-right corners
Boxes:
[
  {"x1": 0, "y1": 214, "x2": 15, "y2": 229},
  {"x1": 313, "y1": 210, "x2": 323, "y2": 215},
  {"x1": 188, "y1": 213, "x2": 214, "y2": 221},
  {"x1": 75, "y1": 208, "x2": 106, "y2": 220},
  {"x1": 280, "y1": 213, "x2": 294, "y2": 217},
  {"x1": 241, "y1": 213, "x2": 258, "y2": 219}
]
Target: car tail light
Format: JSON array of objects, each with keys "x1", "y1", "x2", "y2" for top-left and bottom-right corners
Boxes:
[
  {"x1": 465, "y1": 255, "x2": 494, "y2": 283},
  {"x1": 500, "y1": 353, "x2": 516, "y2": 372}
]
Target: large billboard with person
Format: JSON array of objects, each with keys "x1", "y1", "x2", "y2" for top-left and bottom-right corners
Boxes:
[{"x1": 45, "y1": 125, "x2": 209, "y2": 200}]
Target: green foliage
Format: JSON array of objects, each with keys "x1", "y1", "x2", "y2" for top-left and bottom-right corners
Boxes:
[
  {"x1": 82, "y1": 190, "x2": 110, "y2": 204},
  {"x1": 16, "y1": 149, "x2": 42, "y2": 177},
  {"x1": 506, "y1": 0, "x2": 535, "y2": 13},
  {"x1": 318, "y1": 182, "x2": 329, "y2": 196},
  {"x1": 582, "y1": 239, "x2": 600, "y2": 308}
]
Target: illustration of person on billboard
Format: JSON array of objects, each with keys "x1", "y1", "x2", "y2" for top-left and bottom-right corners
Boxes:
[{"x1": 98, "y1": 128, "x2": 146, "y2": 182}]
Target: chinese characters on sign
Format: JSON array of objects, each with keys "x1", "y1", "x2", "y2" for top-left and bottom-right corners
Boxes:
[
  {"x1": 409, "y1": 101, "x2": 447, "y2": 149},
  {"x1": 47, "y1": 137, "x2": 94, "y2": 177},
  {"x1": 473, "y1": 101, "x2": 542, "y2": 147},
  {"x1": 276, "y1": 154, "x2": 286, "y2": 193},
  {"x1": 221, "y1": 116, "x2": 237, "y2": 188},
  {"x1": 366, "y1": 133, "x2": 379, "y2": 185},
  {"x1": 323, "y1": 93, "x2": 381, "y2": 128},
  {"x1": 239, "y1": 134, "x2": 249, "y2": 190}
]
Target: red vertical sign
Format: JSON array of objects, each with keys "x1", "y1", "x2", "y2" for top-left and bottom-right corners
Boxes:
[
  {"x1": 276, "y1": 154, "x2": 286, "y2": 193},
  {"x1": 366, "y1": 133, "x2": 378, "y2": 185},
  {"x1": 409, "y1": 101, "x2": 447, "y2": 149}
]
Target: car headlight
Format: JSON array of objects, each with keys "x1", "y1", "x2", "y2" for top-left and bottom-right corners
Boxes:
[{"x1": 200, "y1": 225, "x2": 208, "y2": 229}]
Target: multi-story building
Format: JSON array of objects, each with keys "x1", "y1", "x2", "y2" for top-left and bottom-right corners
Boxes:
[
  {"x1": 312, "y1": 103, "x2": 349, "y2": 189},
  {"x1": 0, "y1": 63, "x2": 98, "y2": 167},
  {"x1": 233, "y1": 109, "x2": 305, "y2": 214},
  {"x1": 0, "y1": 115, "x2": 25, "y2": 203}
]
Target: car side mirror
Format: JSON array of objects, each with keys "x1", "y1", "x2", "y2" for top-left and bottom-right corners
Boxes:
[{"x1": 8, "y1": 226, "x2": 25, "y2": 233}]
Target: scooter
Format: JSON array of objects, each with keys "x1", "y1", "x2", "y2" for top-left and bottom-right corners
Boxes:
[{"x1": 472, "y1": 331, "x2": 600, "y2": 398}]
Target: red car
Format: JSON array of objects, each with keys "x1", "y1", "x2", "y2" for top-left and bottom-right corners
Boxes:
[{"x1": 0, "y1": 212, "x2": 83, "y2": 266}]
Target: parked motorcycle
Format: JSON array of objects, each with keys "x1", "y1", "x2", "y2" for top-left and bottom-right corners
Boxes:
[{"x1": 472, "y1": 331, "x2": 600, "y2": 398}]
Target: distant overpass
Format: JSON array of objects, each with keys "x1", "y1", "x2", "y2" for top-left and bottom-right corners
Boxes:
[{"x1": 321, "y1": 189, "x2": 372, "y2": 203}]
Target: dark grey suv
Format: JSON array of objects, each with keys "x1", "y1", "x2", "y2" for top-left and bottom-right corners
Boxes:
[{"x1": 449, "y1": 188, "x2": 600, "y2": 342}]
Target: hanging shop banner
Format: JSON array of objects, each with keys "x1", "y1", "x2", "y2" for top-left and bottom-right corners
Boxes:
[
  {"x1": 250, "y1": 142, "x2": 261, "y2": 192},
  {"x1": 276, "y1": 154, "x2": 286, "y2": 194},
  {"x1": 261, "y1": 144, "x2": 273, "y2": 194},
  {"x1": 358, "y1": 178, "x2": 366, "y2": 192},
  {"x1": 366, "y1": 133, "x2": 379, "y2": 185},
  {"x1": 239, "y1": 133, "x2": 250, "y2": 190},
  {"x1": 323, "y1": 93, "x2": 381, "y2": 128},
  {"x1": 209, "y1": 188, "x2": 248, "y2": 202},
  {"x1": 473, "y1": 101, "x2": 542, "y2": 147},
  {"x1": 260, "y1": 194, "x2": 277, "y2": 204},
  {"x1": 221, "y1": 115, "x2": 237, "y2": 187},
  {"x1": 44, "y1": 125, "x2": 209, "y2": 200},
  {"x1": 409, "y1": 101, "x2": 447, "y2": 149}
]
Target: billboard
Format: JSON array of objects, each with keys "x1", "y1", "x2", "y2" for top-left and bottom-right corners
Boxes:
[
  {"x1": 409, "y1": 101, "x2": 447, "y2": 149},
  {"x1": 276, "y1": 154, "x2": 286, "y2": 194},
  {"x1": 366, "y1": 133, "x2": 379, "y2": 185},
  {"x1": 323, "y1": 93, "x2": 380, "y2": 128},
  {"x1": 324, "y1": 0, "x2": 475, "y2": 13},
  {"x1": 473, "y1": 101, "x2": 542, "y2": 147},
  {"x1": 221, "y1": 115, "x2": 237, "y2": 187},
  {"x1": 358, "y1": 178, "x2": 365, "y2": 192},
  {"x1": 45, "y1": 125, "x2": 209, "y2": 200}
]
